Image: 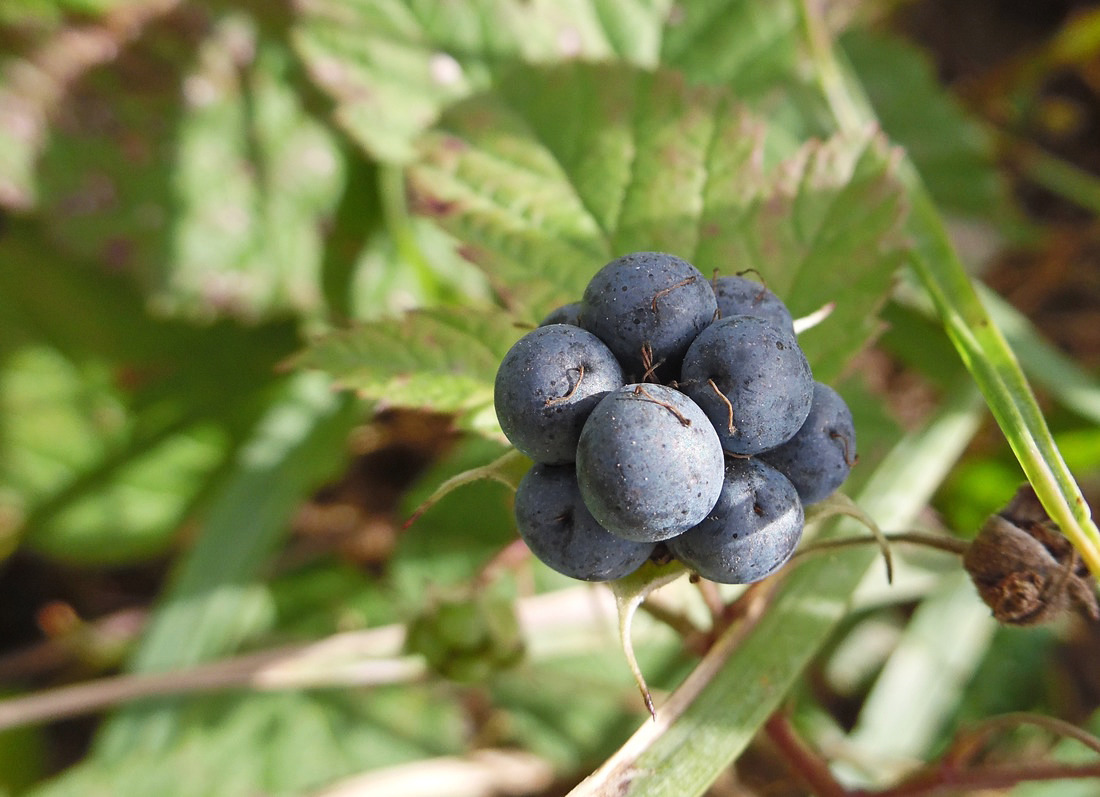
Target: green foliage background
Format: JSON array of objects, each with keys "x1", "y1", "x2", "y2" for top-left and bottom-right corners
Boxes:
[{"x1": 1, "y1": 1, "x2": 1099, "y2": 795}]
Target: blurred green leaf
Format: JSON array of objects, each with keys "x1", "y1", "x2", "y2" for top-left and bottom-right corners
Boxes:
[
  {"x1": 405, "y1": 583, "x2": 524, "y2": 682},
  {"x1": 953, "y1": 626, "x2": 1058, "y2": 726},
  {"x1": 0, "y1": 345, "x2": 226, "y2": 563},
  {"x1": 0, "y1": 222, "x2": 306, "y2": 563},
  {"x1": 842, "y1": 28, "x2": 1004, "y2": 218},
  {"x1": 268, "y1": 560, "x2": 392, "y2": 638},
  {"x1": 660, "y1": 0, "x2": 800, "y2": 93},
  {"x1": 31, "y1": 12, "x2": 343, "y2": 319},
  {"x1": 92, "y1": 373, "x2": 360, "y2": 759},
  {"x1": 492, "y1": 647, "x2": 689, "y2": 772},
  {"x1": 842, "y1": 572, "x2": 998, "y2": 784},
  {"x1": 0, "y1": 0, "x2": 126, "y2": 27},
  {"x1": 1011, "y1": 711, "x2": 1100, "y2": 797},
  {"x1": 291, "y1": 0, "x2": 672, "y2": 161},
  {"x1": 0, "y1": 691, "x2": 46, "y2": 795},
  {"x1": 391, "y1": 437, "x2": 516, "y2": 601}
]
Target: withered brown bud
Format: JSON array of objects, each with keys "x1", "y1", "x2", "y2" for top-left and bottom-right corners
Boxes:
[{"x1": 963, "y1": 485, "x2": 1098, "y2": 626}]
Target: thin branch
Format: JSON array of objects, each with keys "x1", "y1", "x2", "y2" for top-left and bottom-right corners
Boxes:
[
  {"x1": 636, "y1": 600, "x2": 706, "y2": 642},
  {"x1": 764, "y1": 711, "x2": 848, "y2": 797},
  {"x1": 313, "y1": 748, "x2": 556, "y2": 797},
  {"x1": 0, "y1": 627, "x2": 419, "y2": 733},
  {"x1": 695, "y1": 578, "x2": 727, "y2": 622},
  {"x1": 0, "y1": 608, "x2": 146, "y2": 681},
  {"x1": 942, "y1": 712, "x2": 1100, "y2": 767},
  {"x1": 766, "y1": 703, "x2": 1100, "y2": 797},
  {"x1": 791, "y1": 531, "x2": 970, "y2": 564},
  {"x1": 0, "y1": 584, "x2": 676, "y2": 732}
]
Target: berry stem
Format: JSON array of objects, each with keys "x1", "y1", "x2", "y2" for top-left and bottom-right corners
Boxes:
[
  {"x1": 632, "y1": 384, "x2": 691, "y2": 426},
  {"x1": 544, "y1": 365, "x2": 585, "y2": 406},
  {"x1": 707, "y1": 378, "x2": 736, "y2": 435},
  {"x1": 650, "y1": 276, "x2": 697, "y2": 314}
]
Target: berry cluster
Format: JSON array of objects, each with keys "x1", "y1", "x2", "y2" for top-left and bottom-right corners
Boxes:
[{"x1": 494, "y1": 252, "x2": 856, "y2": 584}]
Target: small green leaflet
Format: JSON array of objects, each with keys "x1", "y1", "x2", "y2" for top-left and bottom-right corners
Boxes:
[{"x1": 292, "y1": 307, "x2": 524, "y2": 437}]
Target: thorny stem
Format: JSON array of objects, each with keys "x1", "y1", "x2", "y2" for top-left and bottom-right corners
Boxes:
[
  {"x1": 694, "y1": 578, "x2": 726, "y2": 624},
  {"x1": 943, "y1": 712, "x2": 1100, "y2": 765},
  {"x1": 636, "y1": 601, "x2": 706, "y2": 645},
  {"x1": 858, "y1": 762, "x2": 1100, "y2": 797}
]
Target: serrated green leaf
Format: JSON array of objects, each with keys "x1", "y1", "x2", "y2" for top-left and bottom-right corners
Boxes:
[
  {"x1": 291, "y1": 0, "x2": 672, "y2": 161},
  {"x1": 165, "y1": 26, "x2": 343, "y2": 318},
  {"x1": 408, "y1": 63, "x2": 907, "y2": 382},
  {"x1": 292, "y1": 306, "x2": 524, "y2": 436}
]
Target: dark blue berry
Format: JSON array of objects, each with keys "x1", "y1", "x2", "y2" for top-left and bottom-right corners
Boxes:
[
  {"x1": 668, "y1": 458, "x2": 804, "y2": 584},
  {"x1": 514, "y1": 464, "x2": 655, "y2": 581},
  {"x1": 576, "y1": 384, "x2": 724, "y2": 542},
  {"x1": 494, "y1": 324, "x2": 624, "y2": 464},
  {"x1": 713, "y1": 275, "x2": 794, "y2": 335},
  {"x1": 539, "y1": 302, "x2": 582, "y2": 327},
  {"x1": 761, "y1": 382, "x2": 856, "y2": 504},
  {"x1": 680, "y1": 315, "x2": 813, "y2": 455},
  {"x1": 578, "y1": 252, "x2": 717, "y2": 383}
]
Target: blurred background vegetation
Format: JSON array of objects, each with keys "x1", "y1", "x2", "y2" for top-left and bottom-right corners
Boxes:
[{"x1": 1, "y1": 1, "x2": 1099, "y2": 795}]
